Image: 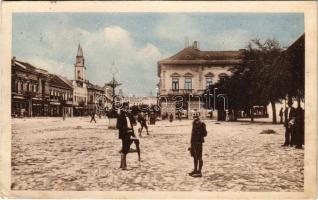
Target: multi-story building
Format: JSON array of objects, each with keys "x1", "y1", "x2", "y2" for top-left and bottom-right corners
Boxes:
[
  {"x1": 11, "y1": 44, "x2": 114, "y2": 117},
  {"x1": 11, "y1": 57, "x2": 50, "y2": 117},
  {"x1": 48, "y1": 74, "x2": 73, "y2": 117},
  {"x1": 157, "y1": 41, "x2": 244, "y2": 119},
  {"x1": 87, "y1": 83, "x2": 106, "y2": 113}
]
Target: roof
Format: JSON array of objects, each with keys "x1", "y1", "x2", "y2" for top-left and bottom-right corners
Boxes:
[
  {"x1": 57, "y1": 75, "x2": 73, "y2": 88},
  {"x1": 77, "y1": 43, "x2": 84, "y2": 57},
  {"x1": 13, "y1": 60, "x2": 49, "y2": 75},
  {"x1": 286, "y1": 34, "x2": 304, "y2": 54},
  {"x1": 49, "y1": 74, "x2": 73, "y2": 90},
  {"x1": 158, "y1": 47, "x2": 245, "y2": 65},
  {"x1": 87, "y1": 82, "x2": 104, "y2": 91}
]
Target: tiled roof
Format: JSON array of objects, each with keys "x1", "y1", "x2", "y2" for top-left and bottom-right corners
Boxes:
[{"x1": 159, "y1": 47, "x2": 245, "y2": 63}]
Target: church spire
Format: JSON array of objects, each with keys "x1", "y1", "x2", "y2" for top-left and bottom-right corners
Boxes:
[{"x1": 77, "y1": 43, "x2": 83, "y2": 57}]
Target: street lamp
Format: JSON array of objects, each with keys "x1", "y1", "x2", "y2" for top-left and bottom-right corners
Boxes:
[
  {"x1": 105, "y1": 61, "x2": 121, "y2": 110},
  {"x1": 105, "y1": 62, "x2": 122, "y2": 129},
  {"x1": 106, "y1": 76, "x2": 121, "y2": 108}
]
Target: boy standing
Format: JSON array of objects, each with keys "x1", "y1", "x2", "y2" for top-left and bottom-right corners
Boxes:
[{"x1": 189, "y1": 116, "x2": 207, "y2": 177}]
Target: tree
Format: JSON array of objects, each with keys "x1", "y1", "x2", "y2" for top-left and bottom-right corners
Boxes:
[
  {"x1": 203, "y1": 38, "x2": 285, "y2": 123},
  {"x1": 244, "y1": 39, "x2": 284, "y2": 124}
]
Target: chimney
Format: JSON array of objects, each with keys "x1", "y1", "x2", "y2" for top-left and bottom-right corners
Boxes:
[{"x1": 193, "y1": 41, "x2": 199, "y2": 49}]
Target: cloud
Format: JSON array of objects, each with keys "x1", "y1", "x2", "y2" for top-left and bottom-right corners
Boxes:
[
  {"x1": 14, "y1": 23, "x2": 163, "y2": 96},
  {"x1": 208, "y1": 29, "x2": 250, "y2": 50},
  {"x1": 154, "y1": 14, "x2": 204, "y2": 46},
  {"x1": 103, "y1": 26, "x2": 133, "y2": 48},
  {"x1": 21, "y1": 56, "x2": 74, "y2": 79}
]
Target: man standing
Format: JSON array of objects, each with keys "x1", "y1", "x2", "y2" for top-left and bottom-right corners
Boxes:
[
  {"x1": 90, "y1": 111, "x2": 96, "y2": 123},
  {"x1": 189, "y1": 116, "x2": 207, "y2": 177},
  {"x1": 116, "y1": 103, "x2": 136, "y2": 170},
  {"x1": 294, "y1": 104, "x2": 304, "y2": 149},
  {"x1": 137, "y1": 113, "x2": 149, "y2": 137},
  {"x1": 282, "y1": 99, "x2": 296, "y2": 147}
]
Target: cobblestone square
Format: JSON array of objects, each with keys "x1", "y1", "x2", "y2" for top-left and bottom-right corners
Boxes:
[{"x1": 11, "y1": 117, "x2": 304, "y2": 191}]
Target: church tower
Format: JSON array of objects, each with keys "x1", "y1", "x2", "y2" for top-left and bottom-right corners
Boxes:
[{"x1": 75, "y1": 43, "x2": 86, "y2": 81}]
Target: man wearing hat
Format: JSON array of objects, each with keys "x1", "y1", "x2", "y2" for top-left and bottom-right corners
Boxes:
[
  {"x1": 116, "y1": 102, "x2": 137, "y2": 170},
  {"x1": 188, "y1": 115, "x2": 207, "y2": 177},
  {"x1": 282, "y1": 99, "x2": 296, "y2": 147}
]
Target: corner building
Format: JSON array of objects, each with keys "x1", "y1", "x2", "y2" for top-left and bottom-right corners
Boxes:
[{"x1": 157, "y1": 41, "x2": 244, "y2": 119}]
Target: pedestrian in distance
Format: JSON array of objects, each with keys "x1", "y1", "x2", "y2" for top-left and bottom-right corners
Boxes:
[
  {"x1": 165, "y1": 112, "x2": 169, "y2": 120},
  {"x1": 90, "y1": 111, "x2": 96, "y2": 123},
  {"x1": 282, "y1": 99, "x2": 296, "y2": 147},
  {"x1": 132, "y1": 117, "x2": 142, "y2": 161},
  {"x1": 137, "y1": 113, "x2": 149, "y2": 137},
  {"x1": 169, "y1": 113, "x2": 173, "y2": 122},
  {"x1": 177, "y1": 111, "x2": 182, "y2": 121},
  {"x1": 188, "y1": 115, "x2": 207, "y2": 177}
]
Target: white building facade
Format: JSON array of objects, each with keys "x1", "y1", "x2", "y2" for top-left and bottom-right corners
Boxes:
[{"x1": 157, "y1": 41, "x2": 244, "y2": 119}]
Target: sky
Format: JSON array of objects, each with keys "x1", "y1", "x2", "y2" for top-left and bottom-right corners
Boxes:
[{"x1": 12, "y1": 13, "x2": 304, "y2": 96}]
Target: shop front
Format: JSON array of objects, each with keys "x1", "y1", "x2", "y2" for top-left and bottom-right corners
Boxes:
[
  {"x1": 12, "y1": 95, "x2": 27, "y2": 117},
  {"x1": 49, "y1": 101, "x2": 61, "y2": 117},
  {"x1": 32, "y1": 98, "x2": 44, "y2": 117}
]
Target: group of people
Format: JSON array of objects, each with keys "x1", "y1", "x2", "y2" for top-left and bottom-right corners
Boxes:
[
  {"x1": 116, "y1": 103, "x2": 208, "y2": 177},
  {"x1": 114, "y1": 100, "x2": 304, "y2": 175},
  {"x1": 281, "y1": 99, "x2": 305, "y2": 149}
]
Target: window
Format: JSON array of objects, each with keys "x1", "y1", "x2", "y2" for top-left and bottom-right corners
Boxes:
[
  {"x1": 172, "y1": 78, "x2": 179, "y2": 91},
  {"x1": 77, "y1": 70, "x2": 81, "y2": 79},
  {"x1": 219, "y1": 73, "x2": 228, "y2": 82},
  {"x1": 185, "y1": 78, "x2": 192, "y2": 91},
  {"x1": 206, "y1": 77, "x2": 213, "y2": 88},
  {"x1": 15, "y1": 81, "x2": 19, "y2": 92}
]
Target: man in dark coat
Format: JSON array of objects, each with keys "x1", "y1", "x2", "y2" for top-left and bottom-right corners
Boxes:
[
  {"x1": 90, "y1": 111, "x2": 96, "y2": 123},
  {"x1": 189, "y1": 116, "x2": 207, "y2": 177},
  {"x1": 282, "y1": 99, "x2": 296, "y2": 147},
  {"x1": 294, "y1": 105, "x2": 304, "y2": 149},
  {"x1": 116, "y1": 103, "x2": 137, "y2": 170}
]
